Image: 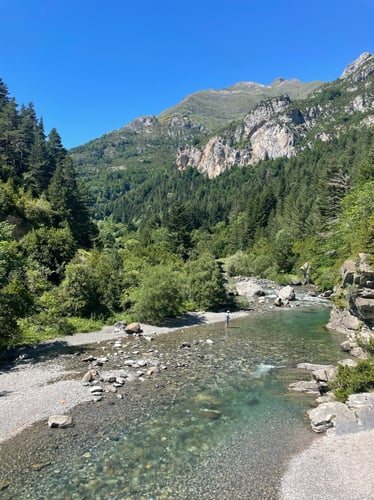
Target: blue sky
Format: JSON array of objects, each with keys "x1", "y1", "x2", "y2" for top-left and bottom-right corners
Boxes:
[{"x1": 1, "y1": 0, "x2": 373, "y2": 149}]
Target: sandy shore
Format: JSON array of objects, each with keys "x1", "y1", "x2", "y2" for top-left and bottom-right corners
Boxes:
[{"x1": 281, "y1": 429, "x2": 374, "y2": 499}]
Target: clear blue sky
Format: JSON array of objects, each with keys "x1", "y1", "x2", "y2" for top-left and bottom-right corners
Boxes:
[{"x1": 1, "y1": 0, "x2": 373, "y2": 149}]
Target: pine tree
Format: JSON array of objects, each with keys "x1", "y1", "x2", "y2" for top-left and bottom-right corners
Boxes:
[{"x1": 48, "y1": 156, "x2": 94, "y2": 247}]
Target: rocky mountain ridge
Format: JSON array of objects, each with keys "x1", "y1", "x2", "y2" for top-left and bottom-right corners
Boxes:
[
  {"x1": 70, "y1": 76, "x2": 323, "y2": 175},
  {"x1": 176, "y1": 52, "x2": 374, "y2": 178}
]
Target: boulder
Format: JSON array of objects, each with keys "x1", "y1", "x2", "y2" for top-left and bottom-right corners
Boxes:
[
  {"x1": 307, "y1": 402, "x2": 356, "y2": 433},
  {"x1": 353, "y1": 296, "x2": 374, "y2": 321},
  {"x1": 327, "y1": 307, "x2": 361, "y2": 335},
  {"x1": 48, "y1": 415, "x2": 73, "y2": 429},
  {"x1": 273, "y1": 296, "x2": 283, "y2": 307},
  {"x1": 125, "y1": 322, "x2": 142, "y2": 334},
  {"x1": 340, "y1": 340, "x2": 352, "y2": 352},
  {"x1": 346, "y1": 392, "x2": 374, "y2": 410},
  {"x1": 338, "y1": 358, "x2": 358, "y2": 368},
  {"x1": 235, "y1": 280, "x2": 266, "y2": 298},
  {"x1": 300, "y1": 262, "x2": 311, "y2": 284},
  {"x1": 81, "y1": 369, "x2": 99, "y2": 383},
  {"x1": 288, "y1": 380, "x2": 321, "y2": 394},
  {"x1": 297, "y1": 362, "x2": 335, "y2": 371},
  {"x1": 278, "y1": 285, "x2": 296, "y2": 301},
  {"x1": 312, "y1": 367, "x2": 336, "y2": 383}
]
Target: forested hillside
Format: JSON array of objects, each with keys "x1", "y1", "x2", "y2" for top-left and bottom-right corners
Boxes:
[
  {"x1": 0, "y1": 53, "x2": 373, "y2": 349},
  {"x1": 73, "y1": 52, "x2": 374, "y2": 292}
]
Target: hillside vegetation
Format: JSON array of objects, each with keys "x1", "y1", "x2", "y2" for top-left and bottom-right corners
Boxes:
[{"x1": 0, "y1": 54, "x2": 373, "y2": 348}]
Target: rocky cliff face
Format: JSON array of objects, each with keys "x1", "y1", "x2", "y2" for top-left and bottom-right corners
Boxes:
[
  {"x1": 327, "y1": 253, "x2": 374, "y2": 357},
  {"x1": 176, "y1": 53, "x2": 374, "y2": 178},
  {"x1": 177, "y1": 96, "x2": 317, "y2": 178}
]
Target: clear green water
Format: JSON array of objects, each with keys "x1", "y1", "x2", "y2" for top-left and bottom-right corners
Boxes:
[{"x1": 2, "y1": 307, "x2": 346, "y2": 499}]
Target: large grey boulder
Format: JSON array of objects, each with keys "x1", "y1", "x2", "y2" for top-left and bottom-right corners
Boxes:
[
  {"x1": 274, "y1": 285, "x2": 296, "y2": 306},
  {"x1": 235, "y1": 280, "x2": 266, "y2": 298},
  {"x1": 307, "y1": 402, "x2": 356, "y2": 433},
  {"x1": 278, "y1": 285, "x2": 296, "y2": 301}
]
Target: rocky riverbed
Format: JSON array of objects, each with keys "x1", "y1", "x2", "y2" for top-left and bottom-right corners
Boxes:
[{"x1": 1, "y1": 287, "x2": 373, "y2": 499}]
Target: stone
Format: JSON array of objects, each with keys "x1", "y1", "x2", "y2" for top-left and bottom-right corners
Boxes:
[
  {"x1": 338, "y1": 358, "x2": 358, "y2": 368},
  {"x1": 179, "y1": 342, "x2": 191, "y2": 348},
  {"x1": 199, "y1": 408, "x2": 222, "y2": 419},
  {"x1": 274, "y1": 297, "x2": 282, "y2": 307},
  {"x1": 288, "y1": 380, "x2": 320, "y2": 394},
  {"x1": 48, "y1": 415, "x2": 73, "y2": 428},
  {"x1": 297, "y1": 363, "x2": 335, "y2": 371},
  {"x1": 346, "y1": 392, "x2": 374, "y2": 410},
  {"x1": 340, "y1": 340, "x2": 352, "y2": 352},
  {"x1": 300, "y1": 262, "x2": 311, "y2": 284},
  {"x1": 356, "y1": 407, "x2": 374, "y2": 429},
  {"x1": 89, "y1": 385, "x2": 103, "y2": 393},
  {"x1": 137, "y1": 359, "x2": 149, "y2": 367},
  {"x1": 278, "y1": 285, "x2": 296, "y2": 301},
  {"x1": 312, "y1": 367, "x2": 336, "y2": 383},
  {"x1": 307, "y1": 402, "x2": 356, "y2": 433},
  {"x1": 82, "y1": 356, "x2": 97, "y2": 362},
  {"x1": 82, "y1": 370, "x2": 98, "y2": 383},
  {"x1": 327, "y1": 307, "x2": 361, "y2": 335},
  {"x1": 115, "y1": 376, "x2": 126, "y2": 385},
  {"x1": 354, "y1": 296, "x2": 374, "y2": 321},
  {"x1": 235, "y1": 280, "x2": 266, "y2": 298},
  {"x1": 146, "y1": 366, "x2": 159, "y2": 376},
  {"x1": 290, "y1": 278, "x2": 302, "y2": 286},
  {"x1": 125, "y1": 322, "x2": 142, "y2": 334}
]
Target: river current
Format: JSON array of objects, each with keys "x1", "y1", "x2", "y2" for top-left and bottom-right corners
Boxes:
[{"x1": 1, "y1": 305, "x2": 346, "y2": 499}]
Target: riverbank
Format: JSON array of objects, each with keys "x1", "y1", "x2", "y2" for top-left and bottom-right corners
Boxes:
[
  {"x1": 0, "y1": 311, "x2": 248, "y2": 444},
  {"x1": 281, "y1": 429, "x2": 374, "y2": 499},
  {"x1": 1, "y1": 307, "x2": 374, "y2": 498}
]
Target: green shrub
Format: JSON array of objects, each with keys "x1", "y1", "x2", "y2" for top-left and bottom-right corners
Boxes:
[
  {"x1": 333, "y1": 359, "x2": 374, "y2": 402},
  {"x1": 224, "y1": 251, "x2": 253, "y2": 277},
  {"x1": 131, "y1": 264, "x2": 185, "y2": 324},
  {"x1": 186, "y1": 253, "x2": 225, "y2": 310}
]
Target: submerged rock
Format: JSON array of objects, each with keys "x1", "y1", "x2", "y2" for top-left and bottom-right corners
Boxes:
[{"x1": 199, "y1": 408, "x2": 222, "y2": 419}]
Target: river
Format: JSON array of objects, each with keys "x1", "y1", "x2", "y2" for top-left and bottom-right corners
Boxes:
[{"x1": 0, "y1": 305, "x2": 346, "y2": 499}]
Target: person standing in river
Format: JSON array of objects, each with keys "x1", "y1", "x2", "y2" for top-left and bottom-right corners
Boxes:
[{"x1": 225, "y1": 310, "x2": 230, "y2": 328}]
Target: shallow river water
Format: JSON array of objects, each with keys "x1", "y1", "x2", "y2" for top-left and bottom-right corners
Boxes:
[{"x1": 1, "y1": 306, "x2": 346, "y2": 499}]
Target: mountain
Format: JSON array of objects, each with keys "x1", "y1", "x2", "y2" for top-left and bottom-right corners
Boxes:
[
  {"x1": 177, "y1": 52, "x2": 374, "y2": 177},
  {"x1": 70, "y1": 77, "x2": 323, "y2": 176},
  {"x1": 158, "y1": 77, "x2": 322, "y2": 130}
]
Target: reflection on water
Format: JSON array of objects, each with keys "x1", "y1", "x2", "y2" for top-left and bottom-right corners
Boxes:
[{"x1": 2, "y1": 307, "x2": 345, "y2": 499}]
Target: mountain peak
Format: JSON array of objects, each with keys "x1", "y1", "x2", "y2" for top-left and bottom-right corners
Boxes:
[{"x1": 340, "y1": 52, "x2": 374, "y2": 80}]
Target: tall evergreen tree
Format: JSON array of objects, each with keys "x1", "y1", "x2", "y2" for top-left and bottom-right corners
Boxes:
[{"x1": 48, "y1": 156, "x2": 94, "y2": 247}]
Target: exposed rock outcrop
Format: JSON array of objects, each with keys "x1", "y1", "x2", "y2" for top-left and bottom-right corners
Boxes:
[
  {"x1": 176, "y1": 96, "x2": 311, "y2": 178},
  {"x1": 176, "y1": 52, "x2": 374, "y2": 178},
  {"x1": 327, "y1": 253, "x2": 374, "y2": 356}
]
